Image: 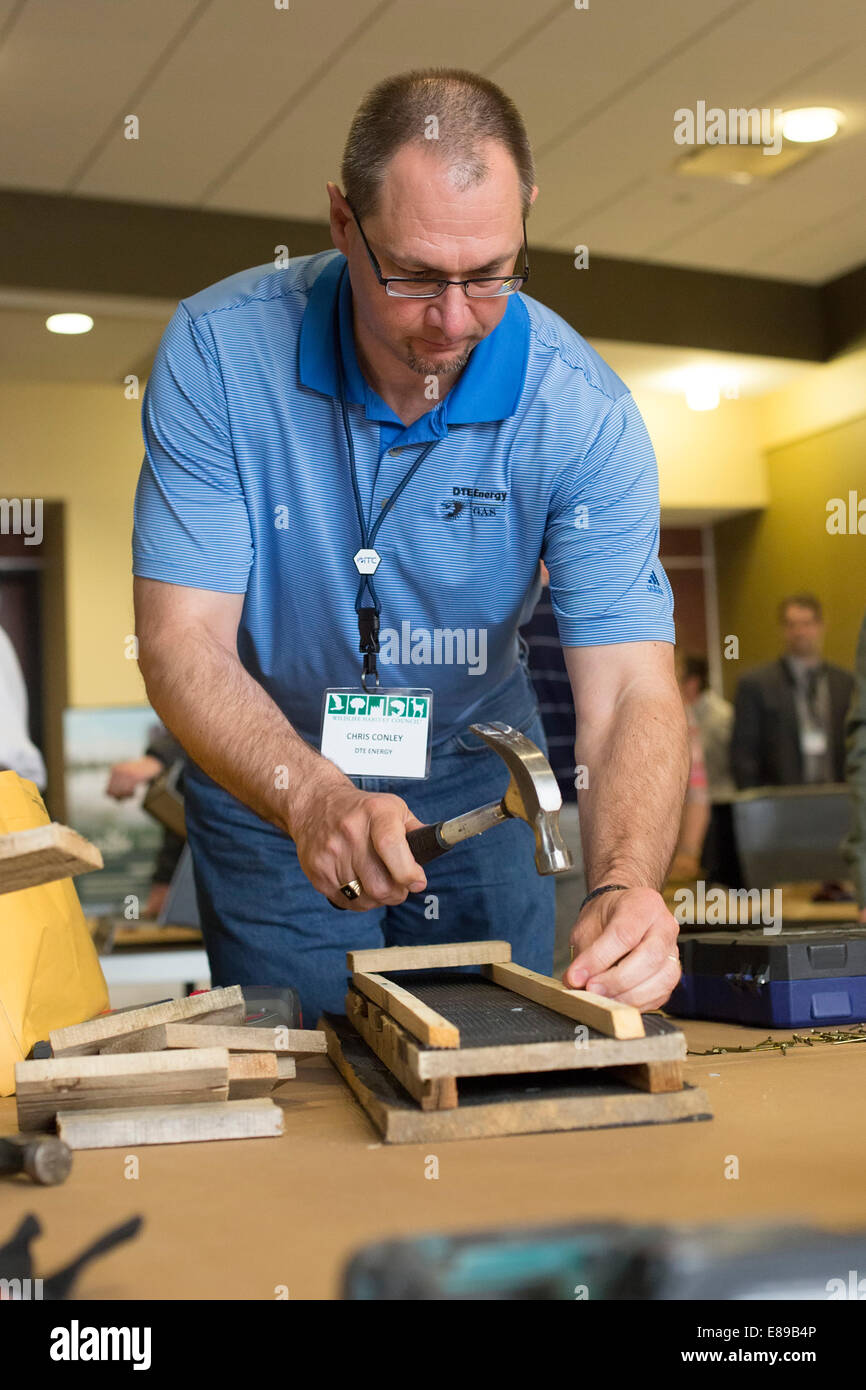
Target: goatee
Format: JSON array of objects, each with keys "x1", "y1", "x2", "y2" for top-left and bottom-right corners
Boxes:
[{"x1": 406, "y1": 346, "x2": 472, "y2": 378}]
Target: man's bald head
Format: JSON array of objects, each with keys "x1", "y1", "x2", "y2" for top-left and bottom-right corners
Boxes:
[{"x1": 341, "y1": 68, "x2": 535, "y2": 223}]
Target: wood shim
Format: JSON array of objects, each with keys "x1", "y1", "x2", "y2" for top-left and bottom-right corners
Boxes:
[
  {"x1": 346, "y1": 939, "x2": 512, "y2": 974},
  {"x1": 155, "y1": 1023, "x2": 326, "y2": 1055},
  {"x1": 0, "y1": 822, "x2": 103, "y2": 896},
  {"x1": 352, "y1": 972, "x2": 459, "y2": 1048},
  {"x1": 57, "y1": 1099, "x2": 283, "y2": 1150},
  {"x1": 346, "y1": 989, "x2": 458, "y2": 1111},
  {"x1": 483, "y1": 962, "x2": 645, "y2": 1040},
  {"x1": 15, "y1": 1048, "x2": 230, "y2": 1132},
  {"x1": 50, "y1": 985, "x2": 246, "y2": 1056},
  {"x1": 608, "y1": 1060, "x2": 684, "y2": 1094}
]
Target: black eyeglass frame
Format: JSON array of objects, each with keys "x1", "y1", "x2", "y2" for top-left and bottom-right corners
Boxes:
[{"x1": 347, "y1": 202, "x2": 530, "y2": 299}]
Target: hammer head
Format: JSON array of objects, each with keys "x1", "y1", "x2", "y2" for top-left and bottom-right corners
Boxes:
[{"x1": 470, "y1": 721, "x2": 573, "y2": 875}]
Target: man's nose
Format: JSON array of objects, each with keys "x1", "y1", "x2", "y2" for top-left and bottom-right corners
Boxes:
[{"x1": 423, "y1": 284, "x2": 474, "y2": 338}]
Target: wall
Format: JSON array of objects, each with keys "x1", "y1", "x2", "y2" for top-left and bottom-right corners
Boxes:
[
  {"x1": 0, "y1": 380, "x2": 146, "y2": 709},
  {"x1": 714, "y1": 345, "x2": 866, "y2": 699}
]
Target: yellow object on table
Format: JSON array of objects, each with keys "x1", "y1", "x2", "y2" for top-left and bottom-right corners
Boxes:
[{"x1": 0, "y1": 771, "x2": 108, "y2": 1096}]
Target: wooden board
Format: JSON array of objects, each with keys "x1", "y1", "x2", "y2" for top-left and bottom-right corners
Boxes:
[
  {"x1": 0, "y1": 822, "x2": 103, "y2": 895},
  {"x1": 345, "y1": 981, "x2": 684, "y2": 1081},
  {"x1": 15, "y1": 1048, "x2": 230, "y2": 1132},
  {"x1": 50, "y1": 985, "x2": 245, "y2": 1056},
  {"x1": 483, "y1": 962, "x2": 645, "y2": 1039},
  {"x1": 227, "y1": 1053, "x2": 290, "y2": 1098},
  {"x1": 56, "y1": 1099, "x2": 283, "y2": 1150},
  {"x1": 161, "y1": 1023, "x2": 324, "y2": 1055},
  {"x1": 346, "y1": 990, "x2": 458, "y2": 1111},
  {"x1": 608, "y1": 1060, "x2": 684, "y2": 1094},
  {"x1": 352, "y1": 972, "x2": 459, "y2": 1048},
  {"x1": 347, "y1": 940, "x2": 512, "y2": 973},
  {"x1": 323, "y1": 1015, "x2": 711, "y2": 1144}
]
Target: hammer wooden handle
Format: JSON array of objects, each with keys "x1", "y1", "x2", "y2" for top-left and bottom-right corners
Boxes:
[{"x1": 406, "y1": 822, "x2": 451, "y2": 864}]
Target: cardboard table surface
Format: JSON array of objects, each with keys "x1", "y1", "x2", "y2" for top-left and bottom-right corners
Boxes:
[{"x1": 2, "y1": 1014, "x2": 864, "y2": 1300}]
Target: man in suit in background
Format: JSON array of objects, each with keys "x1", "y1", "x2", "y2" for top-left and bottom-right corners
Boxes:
[
  {"x1": 732, "y1": 593, "x2": 854, "y2": 789},
  {"x1": 844, "y1": 614, "x2": 866, "y2": 923}
]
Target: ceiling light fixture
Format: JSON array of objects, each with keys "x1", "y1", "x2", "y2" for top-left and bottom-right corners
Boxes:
[
  {"x1": 46, "y1": 313, "x2": 94, "y2": 335},
  {"x1": 780, "y1": 107, "x2": 843, "y2": 143},
  {"x1": 682, "y1": 371, "x2": 722, "y2": 411}
]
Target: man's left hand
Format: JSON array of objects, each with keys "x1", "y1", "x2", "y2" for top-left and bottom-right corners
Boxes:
[{"x1": 564, "y1": 887, "x2": 681, "y2": 1011}]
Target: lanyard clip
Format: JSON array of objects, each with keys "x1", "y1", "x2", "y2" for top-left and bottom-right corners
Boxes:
[
  {"x1": 357, "y1": 606, "x2": 380, "y2": 655},
  {"x1": 358, "y1": 607, "x2": 380, "y2": 690}
]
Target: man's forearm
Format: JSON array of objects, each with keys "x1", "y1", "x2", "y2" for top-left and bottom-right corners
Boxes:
[
  {"x1": 575, "y1": 687, "x2": 689, "y2": 892},
  {"x1": 138, "y1": 632, "x2": 345, "y2": 834}
]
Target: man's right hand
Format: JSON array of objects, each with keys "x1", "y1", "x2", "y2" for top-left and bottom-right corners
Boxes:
[{"x1": 290, "y1": 772, "x2": 428, "y2": 910}]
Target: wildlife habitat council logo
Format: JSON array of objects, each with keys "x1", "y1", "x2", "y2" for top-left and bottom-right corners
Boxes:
[{"x1": 325, "y1": 693, "x2": 430, "y2": 718}]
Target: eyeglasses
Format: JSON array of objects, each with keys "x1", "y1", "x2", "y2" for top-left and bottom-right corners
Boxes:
[{"x1": 348, "y1": 203, "x2": 530, "y2": 299}]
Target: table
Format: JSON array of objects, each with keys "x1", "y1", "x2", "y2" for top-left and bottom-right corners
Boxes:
[{"x1": 2, "y1": 1015, "x2": 864, "y2": 1300}]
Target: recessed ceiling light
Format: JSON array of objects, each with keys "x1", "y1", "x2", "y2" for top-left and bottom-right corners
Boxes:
[
  {"x1": 46, "y1": 312, "x2": 93, "y2": 335},
  {"x1": 780, "y1": 107, "x2": 843, "y2": 143},
  {"x1": 681, "y1": 371, "x2": 722, "y2": 411}
]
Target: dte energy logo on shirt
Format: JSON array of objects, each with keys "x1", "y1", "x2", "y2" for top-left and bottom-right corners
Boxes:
[{"x1": 439, "y1": 484, "x2": 508, "y2": 520}]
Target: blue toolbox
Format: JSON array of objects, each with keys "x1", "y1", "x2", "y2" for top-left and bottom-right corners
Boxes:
[{"x1": 667, "y1": 927, "x2": 866, "y2": 1027}]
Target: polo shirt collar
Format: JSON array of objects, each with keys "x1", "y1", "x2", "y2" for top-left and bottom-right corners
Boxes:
[{"x1": 298, "y1": 252, "x2": 529, "y2": 427}]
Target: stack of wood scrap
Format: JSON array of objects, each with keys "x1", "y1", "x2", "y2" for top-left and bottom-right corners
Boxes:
[
  {"x1": 14, "y1": 986, "x2": 326, "y2": 1150},
  {"x1": 322, "y1": 940, "x2": 711, "y2": 1143}
]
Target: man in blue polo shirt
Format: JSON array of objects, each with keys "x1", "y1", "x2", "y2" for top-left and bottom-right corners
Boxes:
[{"x1": 133, "y1": 68, "x2": 687, "y2": 1025}]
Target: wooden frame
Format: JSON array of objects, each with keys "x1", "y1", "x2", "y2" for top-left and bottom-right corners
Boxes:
[
  {"x1": 323, "y1": 1016, "x2": 710, "y2": 1144},
  {"x1": 345, "y1": 986, "x2": 682, "y2": 1082}
]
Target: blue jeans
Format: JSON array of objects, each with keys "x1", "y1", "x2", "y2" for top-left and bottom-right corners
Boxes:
[{"x1": 183, "y1": 675, "x2": 555, "y2": 1027}]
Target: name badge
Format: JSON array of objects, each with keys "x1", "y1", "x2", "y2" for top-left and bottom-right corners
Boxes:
[
  {"x1": 320, "y1": 688, "x2": 433, "y2": 779},
  {"x1": 801, "y1": 727, "x2": 828, "y2": 756}
]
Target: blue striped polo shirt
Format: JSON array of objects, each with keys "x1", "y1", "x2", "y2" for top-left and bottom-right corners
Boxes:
[{"x1": 133, "y1": 249, "x2": 674, "y2": 748}]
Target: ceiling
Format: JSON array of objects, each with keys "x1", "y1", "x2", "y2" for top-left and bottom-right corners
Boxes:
[{"x1": 1, "y1": 0, "x2": 864, "y2": 287}]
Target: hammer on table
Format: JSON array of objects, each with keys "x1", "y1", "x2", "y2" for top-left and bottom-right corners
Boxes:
[
  {"x1": 0, "y1": 1134, "x2": 72, "y2": 1186},
  {"x1": 407, "y1": 720, "x2": 573, "y2": 875}
]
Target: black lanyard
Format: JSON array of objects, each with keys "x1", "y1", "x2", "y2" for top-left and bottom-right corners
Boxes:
[{"x1": 333, "y1": 263, "x2": 442, "y2": 689}]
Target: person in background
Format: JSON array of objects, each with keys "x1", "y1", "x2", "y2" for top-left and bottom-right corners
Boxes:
[
  {"x1": 105, "y1": 723, "x2": 185, "y2": 917},
  {"x1": 0, "y1": 621, "x2": 46, "y2": 790},
  {"x1": 670, "y1": 653, "x2": 734, "y2": 880},
  {"x1": 844, "y1": 615, "x2": 866, "y2": 924},
  {"x1": 731, "y1": 593, "x2": 854, "y2": 789},
  {"x1": 519, "y1": 561, "x2": 586, "y2": 975}
]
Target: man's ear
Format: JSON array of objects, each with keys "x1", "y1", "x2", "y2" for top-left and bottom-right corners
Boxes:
[
  {"x1": 529, "y1": 184, "x2": 539, "y2": 208},
  {"x1": 327, "y1": 181, "x2": 352, "y2": 254}
]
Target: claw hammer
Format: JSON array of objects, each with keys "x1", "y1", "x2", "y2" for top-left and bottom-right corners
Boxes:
[{"x1": 407, "y1": 720, "x2": 573, "y2": 875}]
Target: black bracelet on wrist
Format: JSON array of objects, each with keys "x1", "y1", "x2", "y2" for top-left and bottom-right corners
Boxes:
[{"x1": 579, "y1": 883, "x2": 631, "y2": 913}]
